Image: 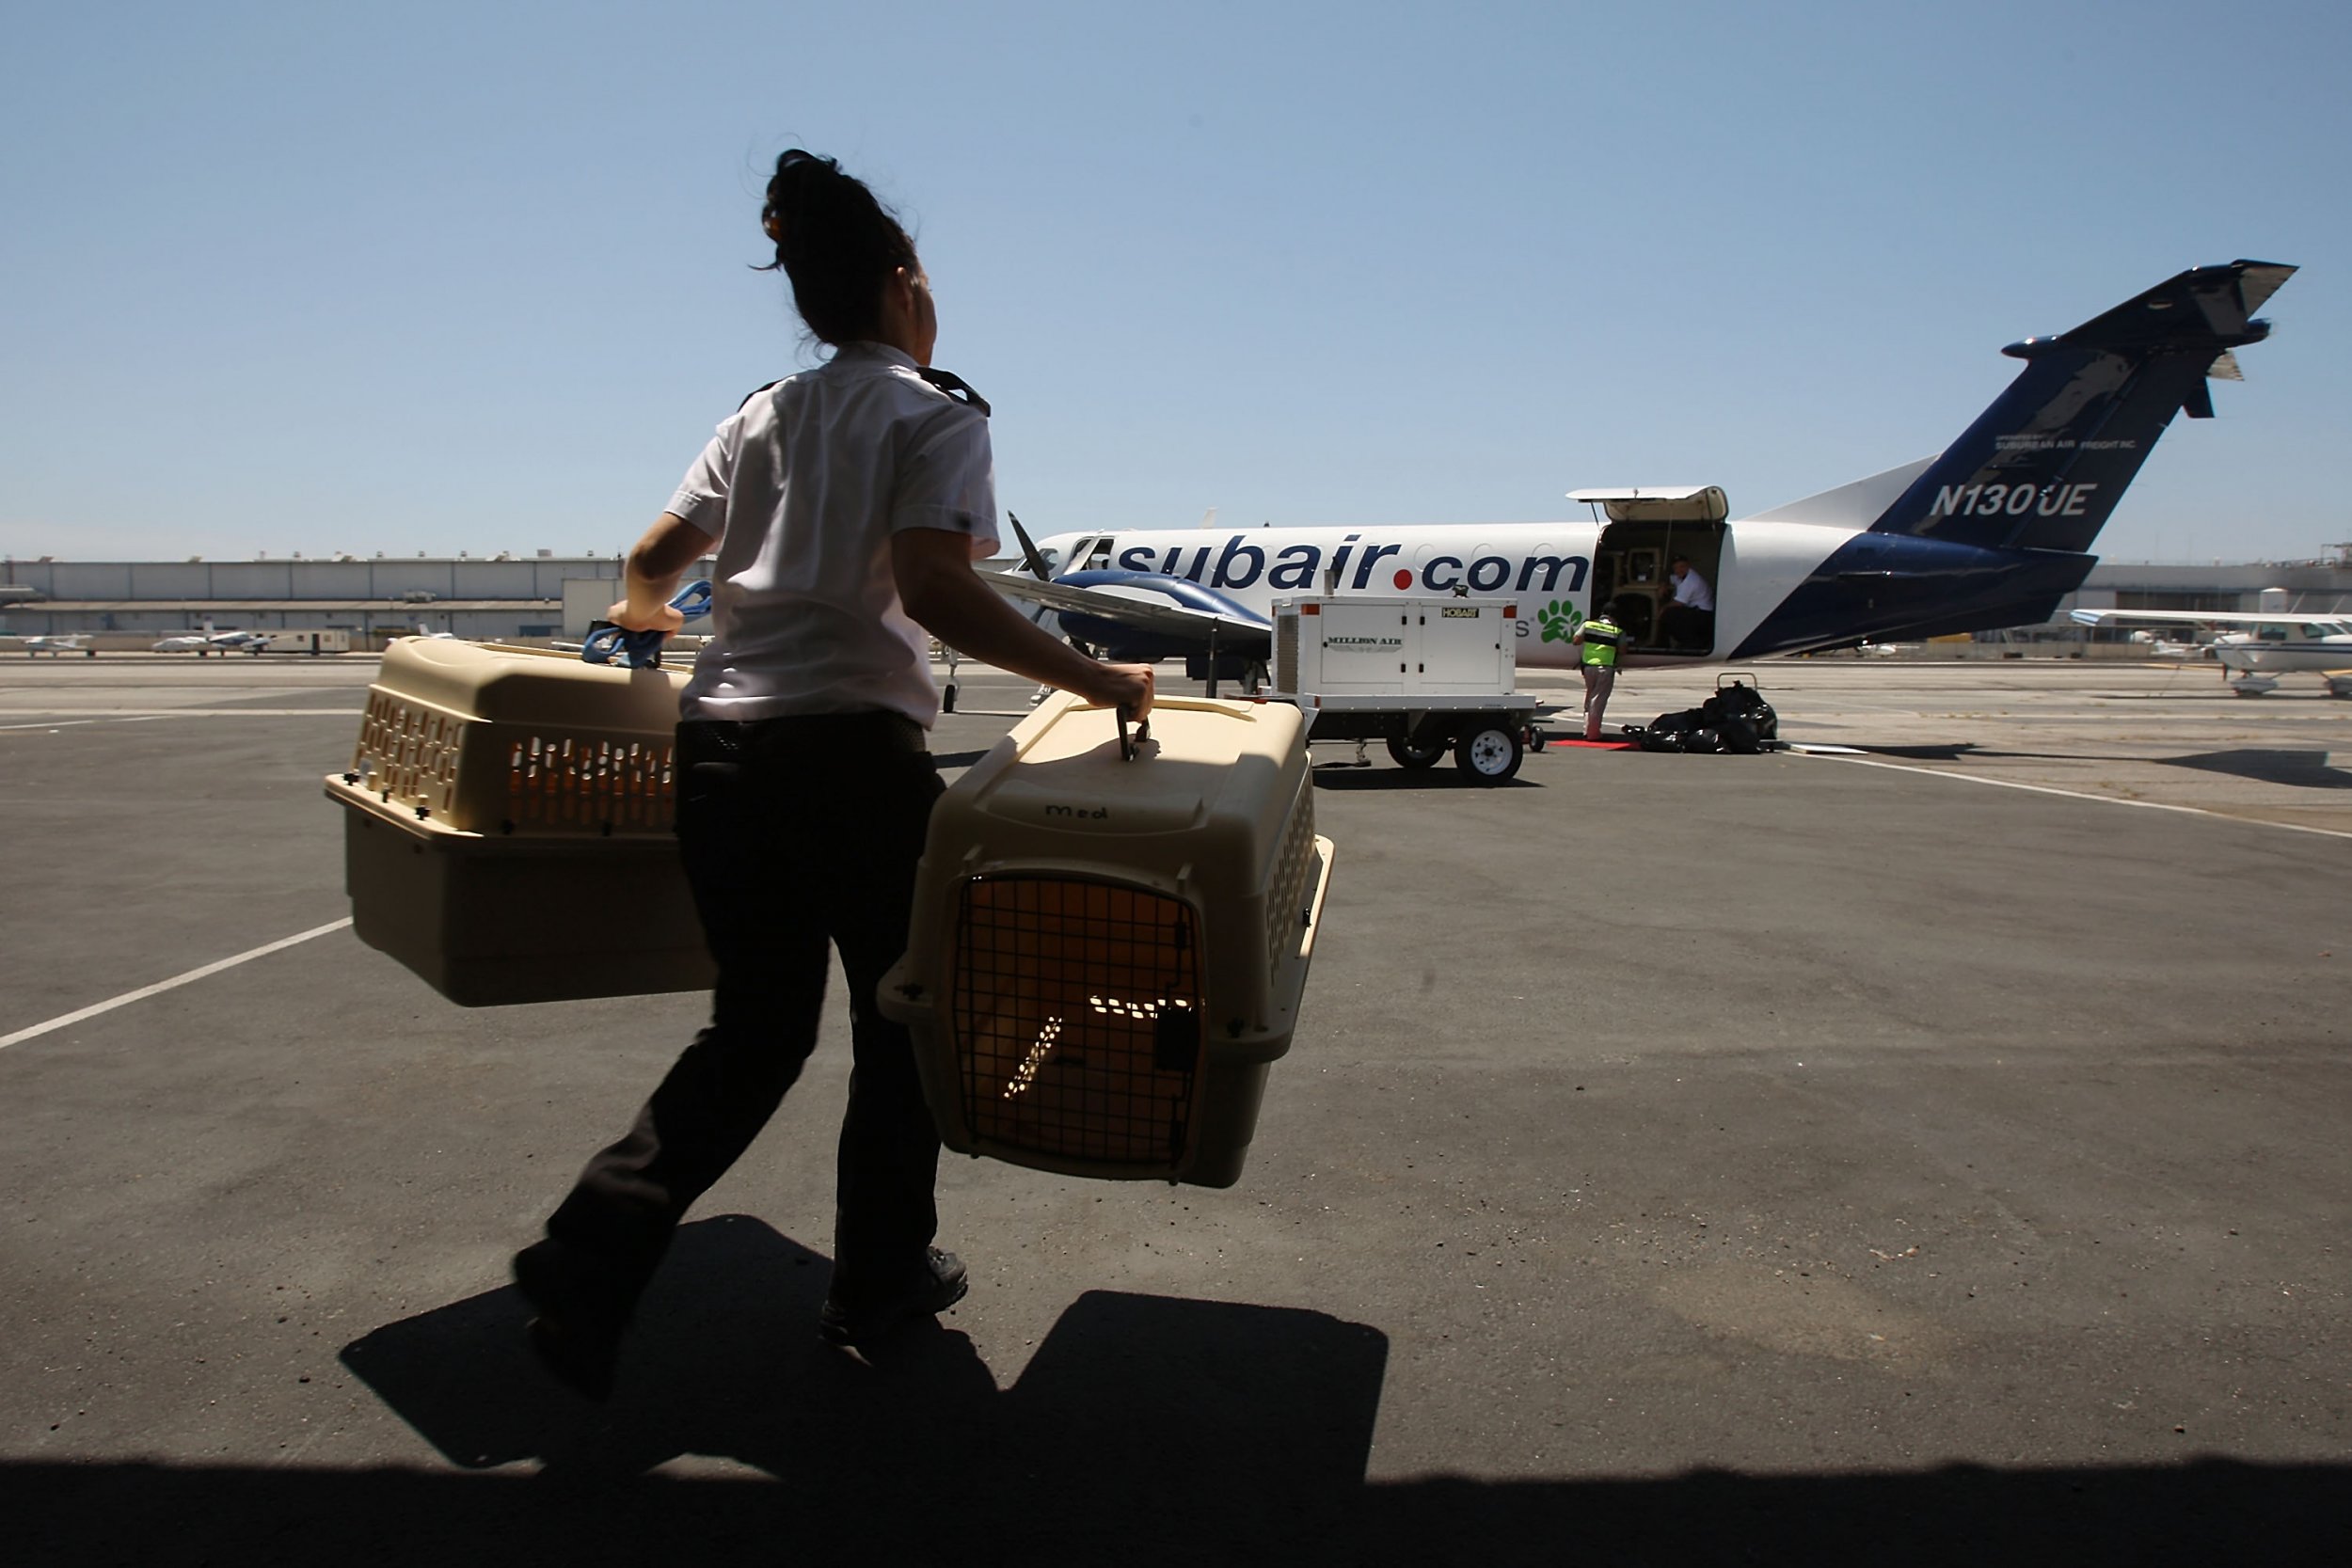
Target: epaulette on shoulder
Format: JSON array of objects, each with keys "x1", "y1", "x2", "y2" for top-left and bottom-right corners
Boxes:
[
  {"x1": 737, "y1": 379, "x2": 785, "y2": 411},
  {"x1": 915, "y1": 366, "x2": 991, "y2": 417}
]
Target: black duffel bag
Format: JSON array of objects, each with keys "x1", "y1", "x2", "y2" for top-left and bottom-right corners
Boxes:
[{"x1": 1712, "y1": 681, "x2": 1778, "y2": 741}]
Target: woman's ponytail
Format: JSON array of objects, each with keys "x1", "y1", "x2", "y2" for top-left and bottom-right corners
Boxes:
[{"x1": 759, "y1": 150, "x2": 919, "y2": 348}]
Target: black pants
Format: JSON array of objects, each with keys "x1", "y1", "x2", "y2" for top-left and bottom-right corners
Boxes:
[
  {"x1": 545, "y1": 711, "x2": 946, "y2": 1301},
  {"x1": 1659, "y1": 601, "x2": 1715, "y2": 651}
]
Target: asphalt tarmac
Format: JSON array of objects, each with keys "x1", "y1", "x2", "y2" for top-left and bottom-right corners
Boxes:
[{"x1": 3, "y1": 653, "x2": 2346, "y2": 1564}]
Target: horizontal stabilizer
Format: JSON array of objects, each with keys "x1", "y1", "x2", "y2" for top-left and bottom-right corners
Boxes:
[{"x1": 2010, "y1": 259, "x2": 2291, "y2": 359}]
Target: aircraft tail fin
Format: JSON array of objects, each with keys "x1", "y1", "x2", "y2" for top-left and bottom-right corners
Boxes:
[{"x1": 1867, "y1": 261, "x2": 2294, "y2": 554}]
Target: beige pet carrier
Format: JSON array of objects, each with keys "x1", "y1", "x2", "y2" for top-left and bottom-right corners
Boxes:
[
  {"x1": 882, "y1": 691, "x2": 1335, "y2": 1187},
  {"x1": 322, "y1": 638, "x2": 714, "y2": 1006}
]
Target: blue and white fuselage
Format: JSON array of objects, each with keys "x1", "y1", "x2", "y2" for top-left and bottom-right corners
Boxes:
[
  {"x1": 991, "y1": 261, "x2": 2296, "y2": 675},
  {"x1": 1021, "y1": 516, "x2": 1868, "y2": 671}
]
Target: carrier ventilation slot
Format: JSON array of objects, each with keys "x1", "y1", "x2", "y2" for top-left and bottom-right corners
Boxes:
[
  {"x1": 501, "y1": 735, "x2": 676, "y2": 832},
  {"x1": 1265, "y1": 780, "x2": 1317, "y2": 967},
  {"x1": 348, "y1": 690, "x2": 677, "y2": 834}
]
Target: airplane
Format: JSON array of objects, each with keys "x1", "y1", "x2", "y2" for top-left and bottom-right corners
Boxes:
[
  {"x1": 2117, "y1": 628, "x2": 2207, "y2": 658},
  {"x1": 151, "y1": 621, "x2": 272, "y2": 656},
  {"x1": 986, "y1": 261, "x2": 2297, "y2": 692},
  {"x1": 2068, "y1": 607, "x2": 2352, "y2": 695},
  {"x1": 7, "y1": 633, "x2": 94, "y2": 657}
]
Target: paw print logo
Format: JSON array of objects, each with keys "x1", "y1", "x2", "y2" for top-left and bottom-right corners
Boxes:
[{"x1": 1538, "y1": 601, "x2": 1581, "y2": 643}]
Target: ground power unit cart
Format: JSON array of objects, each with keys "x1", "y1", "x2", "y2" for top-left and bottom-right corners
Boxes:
[{"x1": 1265, "y1": 595, "x2": 1539, "y2": 783}]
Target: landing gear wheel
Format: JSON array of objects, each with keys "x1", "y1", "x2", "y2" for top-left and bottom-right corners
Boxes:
[
  {"x1": 1454, "y1": 724, "x2": 1523, "y2": 784},
  {"x1": 1386, "y1": 736, "x2": 1447, "y2": 769}
]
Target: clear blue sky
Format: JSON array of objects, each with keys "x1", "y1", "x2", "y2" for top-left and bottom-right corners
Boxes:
[{"x1": 5, "y1": 0, "x2": 2345, "y2": 566}]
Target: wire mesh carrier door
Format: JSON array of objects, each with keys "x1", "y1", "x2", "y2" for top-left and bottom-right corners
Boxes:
[
  {"x1": 884, "y1": 691, "x2": 1335, "y2": 1188},
  {"x1": 952, "y1": 874, "x2": 1208, "y2": 1171}
]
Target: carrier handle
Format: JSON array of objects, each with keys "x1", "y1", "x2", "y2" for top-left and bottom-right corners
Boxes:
[
  {"x1": 1117, "y1": 705, "x2": 1151, "y2": 762},
  {"x1": 1117, "y1": 706, "x2": 1149, "y2": 760},
  {"x1": 581, "y1": 579, "x2": 714, "y2": 669}
]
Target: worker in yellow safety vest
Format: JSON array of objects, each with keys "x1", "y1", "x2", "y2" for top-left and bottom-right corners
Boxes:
[{"x1": 1570, "y1": 608, "x2": 1625, "y2": 741}]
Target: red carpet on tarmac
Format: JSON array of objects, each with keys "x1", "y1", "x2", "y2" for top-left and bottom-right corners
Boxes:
[{"x1": 1546, "y1": 738, "x2": 1640, "y2": 751}]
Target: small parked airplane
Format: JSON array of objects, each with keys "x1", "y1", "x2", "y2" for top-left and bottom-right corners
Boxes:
[
  {"x1": 986, "y1": 261, "x2": 2296, "y2": 688},
  {"x1": 2120, "y1": 629, "x2": 2207, "y2": 659},
  {"x1": 7, "y1": 633, "x2": 94, "y2": 657},
  {"x1": 151, "y1": 622, "x2": 271, "y2": 656},
  {"x1": 2069, "y1": 608, "x2": 2352, "y2": 695}
]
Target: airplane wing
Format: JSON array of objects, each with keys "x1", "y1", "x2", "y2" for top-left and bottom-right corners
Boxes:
[
  {"x1": 2070, "y1": 609, "x2": 2352, "y2": 630},
  {"x1": 990, "y1": 572, "x2": 1272, "y2": 649}
]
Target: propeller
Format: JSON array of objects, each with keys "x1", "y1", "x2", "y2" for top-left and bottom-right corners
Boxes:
[
  {"x1": 1005, "y1": 511, "x2": 1093, "y2": 654},
  {"x1": 1007, "y1": 511, "x2": 1055, "y2": 580}
]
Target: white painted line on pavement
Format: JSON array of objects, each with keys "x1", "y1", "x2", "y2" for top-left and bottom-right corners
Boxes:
[
  {"x1": 0, "y1": 917, "x2": 356, "y2": 1052},
  {"x1": 0, "y1": 710, "x2": 363, "y2": 729},
  {"x1": 1791, "y1": 752, "x2": 2352, "y2": 842}
]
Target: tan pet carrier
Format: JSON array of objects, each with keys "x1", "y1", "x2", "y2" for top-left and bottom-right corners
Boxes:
[
  {"x1": 882, "y1": 692, "x2": 1335, "y2": 1187},
  {"x1": 322, "y1": 638, "x2": 713, "y2": 1006}
]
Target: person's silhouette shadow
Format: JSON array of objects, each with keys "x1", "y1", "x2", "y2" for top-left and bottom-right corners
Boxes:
[{"x1": 339, "y1": 1213, "x2": 1390, "y2": 1554}]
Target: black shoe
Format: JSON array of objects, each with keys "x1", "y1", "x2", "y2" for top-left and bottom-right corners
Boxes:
[
  {"x1": 818, "y1": 1247, "x2": 970, "y2": 1347},
  {"x1": 513, "y1": 1240, "x2": 630, "y2": 1402}
]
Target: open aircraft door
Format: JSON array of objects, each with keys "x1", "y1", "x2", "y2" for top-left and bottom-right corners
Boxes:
[{"x1": 1575, "y1": 486, "x2": 1728, "y2": 655}]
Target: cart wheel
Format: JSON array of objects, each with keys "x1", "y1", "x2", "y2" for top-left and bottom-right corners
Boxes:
[
  {"x1": 941, "y1": 682, "x2": 958, "y2": 714},
  {"x1": 1454, "y1": 724, "x2": 1523, "y2": 784},
  {"x1": 1386, "y1": 736, "x2": 1447, "y2": 769}
]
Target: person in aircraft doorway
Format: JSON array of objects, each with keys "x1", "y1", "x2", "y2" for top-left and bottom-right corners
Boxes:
[
  {"x1": 1572, "y1": 606, "x2": 1627, "y2": 741},
  {"x1": 1658, "y1": 556, "x2": 1715, "y2": 651}
]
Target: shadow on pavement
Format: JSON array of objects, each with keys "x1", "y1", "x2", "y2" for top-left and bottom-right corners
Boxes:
[
  {"x1": 10, "y1": 1213, "x2": 2346, "y2": 1563},
  {"x1": 2163, "y1": 748, "x2": 2352, "y2": 790},
  {"x1": 1850, "y1": 744, "x2": 2352, "y2": 787},
  {"x1": 1854, "y1": 743, "x2": 1982, "y2": 760},
  {"x1": 1310, "y1": 766, "x2": 1540, "y2": 791}
]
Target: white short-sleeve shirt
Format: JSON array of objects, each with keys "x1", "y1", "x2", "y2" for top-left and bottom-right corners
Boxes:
[
  {"x1": 1672, "y1": 568, "x2": 1714, "y2": 612},
  {"x1": 664, "y1": 342, "x2": 999, "y2": 726}
]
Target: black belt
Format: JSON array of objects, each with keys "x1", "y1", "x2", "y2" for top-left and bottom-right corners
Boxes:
[{"x1": 680, "y1": 711, "x2": 928, "y2": 761}]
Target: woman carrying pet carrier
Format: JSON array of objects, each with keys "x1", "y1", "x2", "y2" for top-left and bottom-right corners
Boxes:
[{"x1": 513, "y1": 150, "x2": 1154, "y2": 1399}]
